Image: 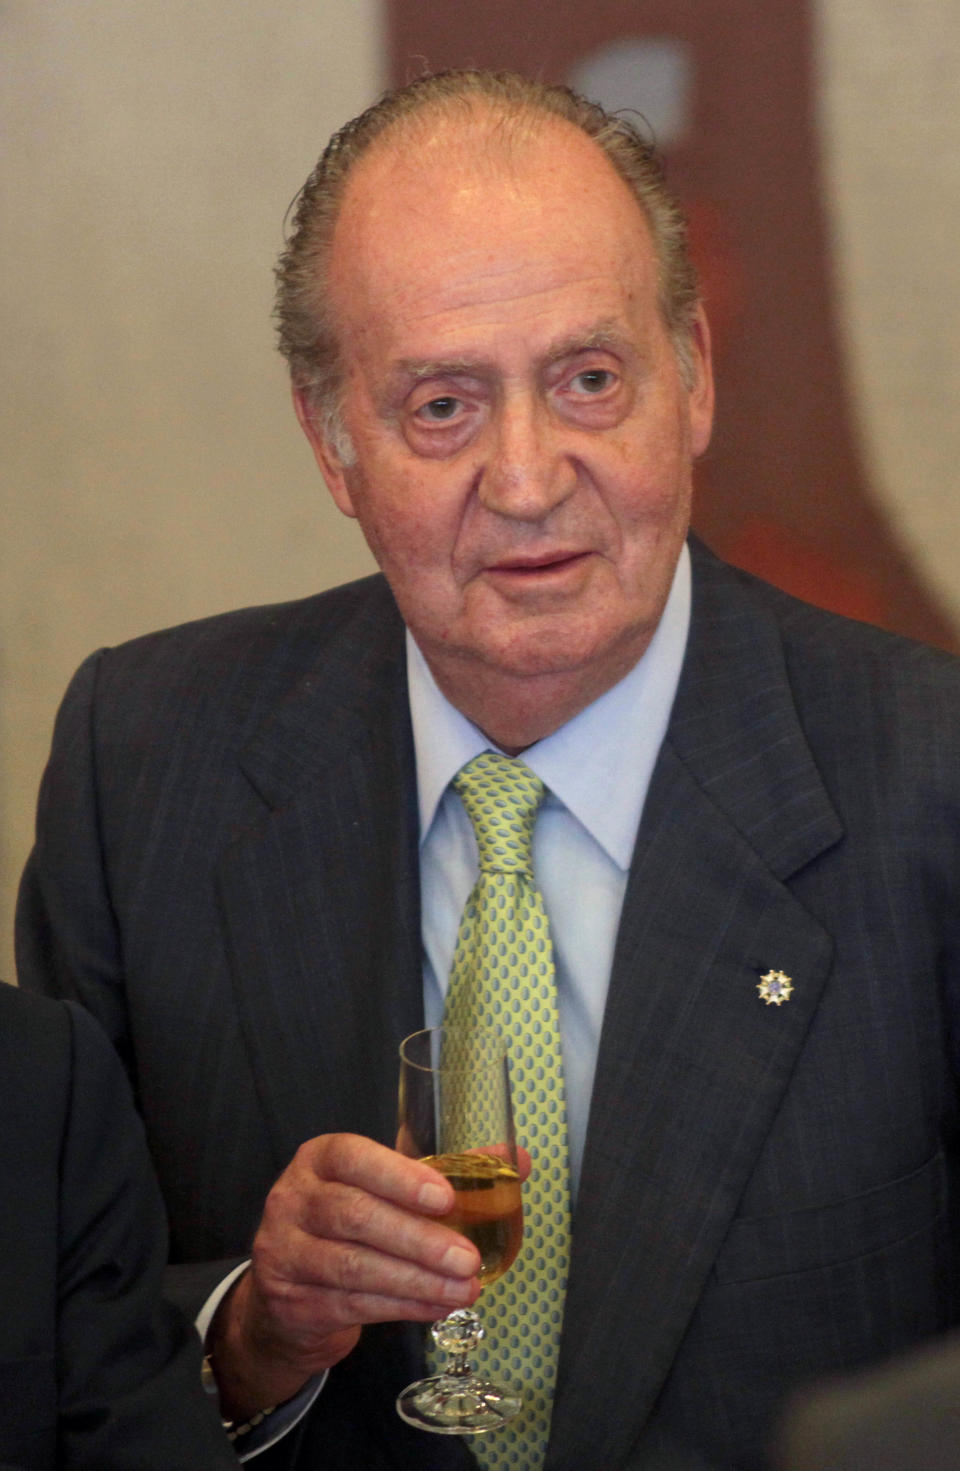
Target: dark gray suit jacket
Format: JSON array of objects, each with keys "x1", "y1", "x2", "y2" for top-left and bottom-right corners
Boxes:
[
  {"x1": 16, "y1": 540, "x2": 960, "y2": 1469},
  {"x1": 0, "y1": 984, "x2": 237, "y2": 1470}
]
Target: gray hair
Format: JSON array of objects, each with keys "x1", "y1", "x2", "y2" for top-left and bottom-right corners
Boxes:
[{"x1": 274, "y1": 69, "x2": 700, "y2": 456}]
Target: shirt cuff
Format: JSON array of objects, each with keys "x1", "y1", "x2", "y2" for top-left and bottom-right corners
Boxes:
[{"x1": 195, "y1": 1261, "x2": 327, "y2": 1461}]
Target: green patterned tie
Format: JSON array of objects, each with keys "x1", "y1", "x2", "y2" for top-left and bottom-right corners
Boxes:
[{"x1": 441, "y1": 751, "x2": 572, "y2": 1471}]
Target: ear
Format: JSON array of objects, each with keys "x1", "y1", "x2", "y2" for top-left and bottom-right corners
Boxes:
[
  {"x1": 686, "y1": 306, "x2": 715, "y2": 459},
  {"x1": 292, "y1": 386, "x2": 357, "y2": 518}
]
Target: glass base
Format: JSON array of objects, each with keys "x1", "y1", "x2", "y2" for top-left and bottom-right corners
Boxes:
[{"x1": 396, "y1": 1373, "x2": 522, "y2": 1434}]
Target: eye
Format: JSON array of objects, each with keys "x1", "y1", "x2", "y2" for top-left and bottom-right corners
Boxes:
[
  {"x1": 418, "y1": 395, "x2": 462, "y2": 421},
  {"x1": 571, "y1": 368, "x2": 615, "y2": 395},
  {"x1": 403, "y1": 379, "x2": 485, "y2": 456}
]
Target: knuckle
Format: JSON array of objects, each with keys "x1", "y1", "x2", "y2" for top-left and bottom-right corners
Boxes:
[
  {"x1": 336, "y1": 1187, "x2": 378, "y2": 1239},
  {"x1": 262, "y1": 1160, "x2": 312, "y2": 1225},
  {"x1": 264, "y1": 1177, "x2": 297, "y2": 1222},
  {"x1": 249, "y1": 1234, "x2": 288, "y2": 1293},
  {"x1": 332, "y1": 1243, "x2": 367, "y2": 1292},
  {"x1": 341, "y1": 1289, "x2": 373, "y2": 1321},
  {"x1": 315, "y1": 1131, "x2": 358, "y2": 1178}
]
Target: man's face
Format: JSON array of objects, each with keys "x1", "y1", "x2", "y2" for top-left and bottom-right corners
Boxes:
[{"x1": 298, "y1": 114, "x2": 713, "y2": 734}]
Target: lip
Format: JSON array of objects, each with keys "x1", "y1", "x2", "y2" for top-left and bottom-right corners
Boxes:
[{"x1": 484, "y1": 550, "x2": 592, "y2": 577}]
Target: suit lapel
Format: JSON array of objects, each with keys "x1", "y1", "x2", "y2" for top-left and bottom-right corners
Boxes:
[
  {"x1": 548, "y1": 547, "x2": 845, "y2": 1470},
  {"x1": 216, "y1": 586, "x2": 424, "y2": 1175}
]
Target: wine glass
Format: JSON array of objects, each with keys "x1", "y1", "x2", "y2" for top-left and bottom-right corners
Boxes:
[{"x1": 395, "y1": 1024, "x2": 523, "y2": 1433}]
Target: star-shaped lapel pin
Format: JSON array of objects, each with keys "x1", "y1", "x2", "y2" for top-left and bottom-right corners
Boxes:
[{"x1": 757, "y1": 969, "x2": 794, "y2": 1006}]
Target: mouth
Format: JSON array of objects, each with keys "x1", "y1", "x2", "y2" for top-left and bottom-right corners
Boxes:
[{"x1": 485, "y1": 550, "x2": 592, "y2": 578}]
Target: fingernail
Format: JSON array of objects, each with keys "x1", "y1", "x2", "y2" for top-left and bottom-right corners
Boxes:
[
  {"x1": 440, "y1": 1243, "x2": 477, "y2": 1277},
  {"x1": 418, "y1": 1182, "x2": 449, "y2": 1212}
]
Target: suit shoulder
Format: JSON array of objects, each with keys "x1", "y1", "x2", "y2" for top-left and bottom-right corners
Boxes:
[
  {"x1": 0, "y1": 982, "x2": 71, "y2": 1062},
  {"x1": 758, "y1": 575, "x2": 960, "y2": 713},
  {"x1": 58, "y1": 573, "x2": 401, "y2": 738},
  {"x1": 692, "y1": 541, "x2": 960, "y2": 709},
  {"x1": 0, "y1": 987, "x2": 117, "y2": 1097},
  {"x1": 100, "y1": 572, "x2": 396, "y2": 674},
  {"x1": 685, "y1": 543, "x2": 960, "y2": 826},
  {"x1": 0, "y1": 984, "x2": 73, "y2": 1151}
]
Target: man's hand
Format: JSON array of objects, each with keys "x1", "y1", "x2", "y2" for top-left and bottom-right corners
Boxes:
[{"x1": 207, "y1": 1132, "x2": 482, "y2": 1419}]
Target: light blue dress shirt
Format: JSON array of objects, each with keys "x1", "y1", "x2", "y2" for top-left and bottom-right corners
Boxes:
[{"x1": 411, "y1": 543, "x2": 692, "y2": 1200}]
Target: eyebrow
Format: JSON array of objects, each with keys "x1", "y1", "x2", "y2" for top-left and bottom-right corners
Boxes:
[
  {"x1": 389, "y1": 321, "x2": 635, "y2": 390},
  {"x1": 393, "y1": 357, "x2": 481, "y2": 384},
  {"x1": 542, "y1": 323, "x2": 635, "y2": 364}
]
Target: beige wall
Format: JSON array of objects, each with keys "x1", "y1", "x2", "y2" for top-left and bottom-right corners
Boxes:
[
  {"x1": 4, "y1": 1, "x2": 960, "y2": 985},
  {"x1": 1, "y1": 2, "x2": 382, "y2": 980}
]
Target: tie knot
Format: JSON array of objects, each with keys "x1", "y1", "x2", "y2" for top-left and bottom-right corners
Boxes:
[{"x1": 453, "y1": 752, "x2": 546, "y2": 876}]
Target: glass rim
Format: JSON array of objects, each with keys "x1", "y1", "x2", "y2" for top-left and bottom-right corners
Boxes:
[{"x1": 399, "y1": 1023, "x2": 508, "y2": 1075}]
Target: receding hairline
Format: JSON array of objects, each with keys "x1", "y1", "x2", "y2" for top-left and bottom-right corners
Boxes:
[
  {"x1": 275, "y1": 69, "x2": 701, "y2": 446},
  {"x1": 325, "y1": 101, "x2": 666, "y2": 334},
  {"x1": 333, "y1": 94, "x2": 654, "y2": 228}
]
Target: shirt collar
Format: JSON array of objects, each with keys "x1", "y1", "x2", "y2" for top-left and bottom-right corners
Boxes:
[{"x1": 407, "y1": 541, "x2": 691, "y2": 871}]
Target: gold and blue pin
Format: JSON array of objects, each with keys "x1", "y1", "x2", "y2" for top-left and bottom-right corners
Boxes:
[{"x1": 757, "y1": 969, "x2": 794, "y2": 1006}]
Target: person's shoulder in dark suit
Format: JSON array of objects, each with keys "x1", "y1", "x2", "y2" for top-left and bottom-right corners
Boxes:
[
  {"x1": 775, "y1": 1330, "x2": 960, "y2": 1471},
  {"x1": 0, "y1": 982, "x2": 237, "y2": 1470}
]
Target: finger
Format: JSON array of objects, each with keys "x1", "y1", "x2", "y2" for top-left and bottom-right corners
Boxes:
[
  {"x1": 268, "y1": 1173, "x2": 481, "y2": 1277},
  {"x1": 267, "y1": 1194, "x2": 481, "y2": 1288},
  {"x1": 249, "y1": 1274, "x2": 479, "y2": 1347},
  {"x1": 280, "y1": 1287, "x2": 479, "y2": 1331},
  {"x1": 272, "y1": 1231, "x2": 481, "y2": 1314},
  {"x1": 306, "y1": 1133, "x2": 456, "y2": 1214}
]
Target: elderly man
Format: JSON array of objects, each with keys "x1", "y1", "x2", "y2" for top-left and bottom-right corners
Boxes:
[{"x1": 17, "y1": 70, "x2": 960, "y2": 1471}]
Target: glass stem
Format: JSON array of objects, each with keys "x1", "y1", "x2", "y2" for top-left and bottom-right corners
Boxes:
[
  {"x1": 443, "y1": 1344, "x2": 471, "y2": 1379},
  {"x1": 432, "y1": 1306, "x2": 483, "y2": 1381}
]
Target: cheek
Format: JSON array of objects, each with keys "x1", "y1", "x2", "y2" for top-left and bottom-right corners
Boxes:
[
  {"x1": 347, "y1": 477, "x2": 454, "y2": 581},
  {"x1": 603, "y1": 440, "x2": 691, "y2": 533},
  {"x1": 360, "y1": 504, "x2": 421, "y2": 569}
]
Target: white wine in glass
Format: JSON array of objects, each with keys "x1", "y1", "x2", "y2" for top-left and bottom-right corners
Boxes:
[{"x1": 395, "y1": 1024, "x2": 523, "y2": 1433}]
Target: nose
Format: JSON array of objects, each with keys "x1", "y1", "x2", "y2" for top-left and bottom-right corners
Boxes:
[{"x1": 478, "y1": 393, "x2": 575, "y2": 522}]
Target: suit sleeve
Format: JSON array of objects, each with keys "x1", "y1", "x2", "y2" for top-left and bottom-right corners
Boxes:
[
  {"x1": 16, "y1": 653, "x2": 247, "y2": 1319},
  {"x1": 17, "y1": 653, "x2": 130, "y2": 1056},
  {"x1": 56, "y1": 1001, "x2": 239, "y2": 1469}
]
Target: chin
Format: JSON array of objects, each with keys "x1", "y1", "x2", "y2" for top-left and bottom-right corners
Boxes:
[
  {"x1": 420, "y1": 602, "x2": 658, "y2": 694},
  {"x1": 475, "y1": 623, "x2": 640, "y2": 683}
]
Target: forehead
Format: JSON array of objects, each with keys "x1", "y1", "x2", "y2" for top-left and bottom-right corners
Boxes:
[{"x1": 327, "y1": 110, "x2": 661, "y2": 366}]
